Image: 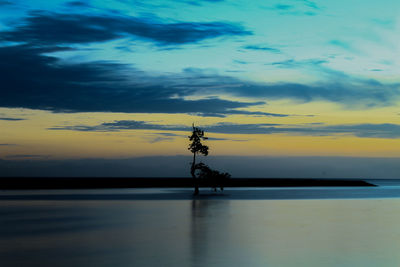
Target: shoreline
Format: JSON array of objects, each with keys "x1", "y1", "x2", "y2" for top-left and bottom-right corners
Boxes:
[{"x1": 0, "y1": 177, "x2": 376, "y2": 190}]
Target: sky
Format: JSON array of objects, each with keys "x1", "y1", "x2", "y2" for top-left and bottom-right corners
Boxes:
[{"x1": 1, "y1": 0, "x2": 400, "y2": 177}]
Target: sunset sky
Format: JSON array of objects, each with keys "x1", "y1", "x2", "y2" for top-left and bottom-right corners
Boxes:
[{"x1": 1, "y1": 0, "x2": 400, "y2": 177}]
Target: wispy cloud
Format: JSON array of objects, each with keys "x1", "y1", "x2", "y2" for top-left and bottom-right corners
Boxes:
[
  {"x1": 49, "y1": 120, "x2": 188, "y2": 132},
  {"x1": 50, "y1": 120, "x2": 280, "y2": 134},
  {"x1": 300, "y1": 0, "x2": 320, "y2": 10},
  {"x1": 233, "y1": 59, "x2": 248, "y2": 65},
  {"x1": 147, "y1": 135, "x2": 176, "y2": 144},
  {"x1": 210, "y1": 123, "x2": 400, "y2": 139},
  {"x1": 329, "y1": 40, "x2": 355, "y2": 52},
  {"x1": 242, "y1": 45, "x2": 281, "y2": 53},
  {"x1": 268, "y1": 58, "x2": 328, "y2": 68},
  {"x1": 268, "y1": 0, "x2": 320, "y2": 16},
  {"x1": 0, "y1": 117, "x2": 25, "y2": 121},
  {"x1": 49, "y1": 121, "x2": 400, "y2": 139}
]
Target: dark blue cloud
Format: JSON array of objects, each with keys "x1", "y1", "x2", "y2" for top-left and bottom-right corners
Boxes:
[
  {"x1": 0, "y1": 43, "x2": 398, "y2": 113},
  {"x1": 0, "y1": 117, "x2": 25, "y2": 121},
  {"x1": 49, "y1": 120, "x2": 280, "y2": 134},
  {"x1": 233, "y1": 60, "x2": 248, "y2": 65},
  {"x1": 205, "y1": 122, "x2": 281, "y2": 134},
  {"x1": 2, "y1": 11, "x2": 251, "y2": 46},
  {"x1": 1, "y1": 9, "x2": 394, "y2": 112},
  {"x1": 190, "y1": 109, "x2": 288, "y2": 117},
  {"x1": 176, "y1": 0, "x2": 225, "y2": 6},
  {"x1": 301, "y1": 0, "x2": 320, "y2": 10},
  {"x1": 65, "y1": 1, "x2": 91, "y2": 8},
  {"x1": 49, "y1": 120, "x2": 187, "y2": 132},
  {"x1": 206, "y1": 137, "x2": 247, "y2": 141},
  {"x1": 200, "y1": 77, "x2": 398, "y2": 108},
  {"x1": 0, "y1": 45, "x2": 288, "y2": 116},
  {"x1": 268, "y1": 58, "x2": 328, "y2": 68},
  {"x1": 198, "y1": 65, "x2": 397, "y2": 108},
  {"x1": 50, "y1": 121, "x2": 400, "y2": 139},
  {"x1": 0, "y1": 0, "x2": 12, "y2": 6},
  {"x1": 274, "y1": 4, "x2": 293, "y2": 10},
  {"x1": 319, "y1": 124, "x2": 400, "y2": 139},
  {"x1": 243, "y1": 45, "x2": 281, "y2": 53},
  {"x1": 207, "y1": 123, "x2": 400, "y2": 139}
]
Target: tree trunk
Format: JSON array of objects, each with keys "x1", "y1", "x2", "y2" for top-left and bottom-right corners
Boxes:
[{"x1": 191, "y1": 152, "x2": 199, "y2": 195}]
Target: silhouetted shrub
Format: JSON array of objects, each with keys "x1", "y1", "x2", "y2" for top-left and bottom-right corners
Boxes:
[{"x1": 195, "y1": 163, "x2": 231, "y2": 191}]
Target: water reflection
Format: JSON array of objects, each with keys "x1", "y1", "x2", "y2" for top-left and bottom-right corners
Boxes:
[
  {"x1": 3, "y1": 190, "x2": 400, "y2": 266},
  {"x1": 190, "y1": 199, "x2": 231, "y2": 267}
]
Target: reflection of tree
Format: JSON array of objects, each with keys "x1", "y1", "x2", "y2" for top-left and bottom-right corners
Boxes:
[{"x1": 190, "y1": 199, "x2": 230, "y2": 267}]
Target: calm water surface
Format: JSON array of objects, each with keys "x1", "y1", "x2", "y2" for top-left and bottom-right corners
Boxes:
[{"x1": 2, "y1": 186, "x2": 400, "y2": 267}]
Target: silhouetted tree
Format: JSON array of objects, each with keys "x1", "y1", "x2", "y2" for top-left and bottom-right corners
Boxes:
[
  {"x1": 188, "y1": 124, "x2": 230, "y2": 195},
  {"x1": 195, "y1": 163, "x2": 231, "y2": 192},
  {"x1": 188, "y1": 124, "x2": 209, "y2": 195}
]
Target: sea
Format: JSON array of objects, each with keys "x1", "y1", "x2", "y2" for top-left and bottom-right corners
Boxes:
[{"x1": 1, "y1": 179, "x2": 400, "y2": 267}]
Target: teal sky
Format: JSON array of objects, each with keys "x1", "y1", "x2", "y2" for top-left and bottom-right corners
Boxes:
[
  {"x1": 1, "y1": 0, "x2": 400, "y2": 177},
  {"x1": 3, "y1": 0, "x2": 399, "y2": 82}
]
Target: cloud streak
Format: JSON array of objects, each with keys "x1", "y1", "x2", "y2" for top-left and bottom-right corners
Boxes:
[
  {"x1": 0, "y1": 117, "x2": 25, "y2": 121},
  {"x1": 268, "y1": 0, "x2": 320, "y2": 16},
  {"x1": 50, "y1": 121, "x2": 400, "y2": 139},
  {"x1": 268, "y1": 58, "x2": 328, "y2": 68},
  {"x1": 242, "y1": 45, "x2": 281, "y2": 53}
]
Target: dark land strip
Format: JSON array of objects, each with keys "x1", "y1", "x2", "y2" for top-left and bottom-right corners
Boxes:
[{"x1": 0, "y1": 177, "x2": 375, "y2": 190}]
